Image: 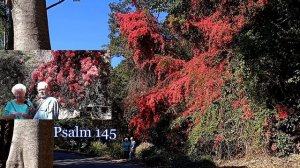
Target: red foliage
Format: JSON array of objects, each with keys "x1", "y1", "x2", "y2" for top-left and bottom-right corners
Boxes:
[
  {"x1": 213, "y1": 133, "x2": 223, "y2": 148},
  {"x1": 277, "y1": 112, "x2": 288, "y2": 120},
  {"x1": 275, "y1": 105, "x2": 289, "y2": 120},
  {"x1": 115, "y1": 10, "x2": 165, "y2": 69},
  {"x1": 271, "y1": 143, "x2": 277, "y2": 151},
  {"x1": 30, "y1": 51, "x2": 108, "y2": 108},
  {"x1": 116, "y1": 0, "x2": 267, "y2": 139},
  {"x1": 231, "y1": 98, "x2": 254, "y2": 120}
]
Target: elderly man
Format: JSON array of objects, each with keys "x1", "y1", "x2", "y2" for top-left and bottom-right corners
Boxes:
[
  {"x1": 33, "y1": 81, "x2": 59, "y2": 119},
  {"x1": 129, "y1": 137, "x2": 136, "y2": 160}
]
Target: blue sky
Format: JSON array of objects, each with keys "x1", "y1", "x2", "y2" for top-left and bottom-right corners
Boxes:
[
  {"x1": 46, "y1": 0, "x2": 123, "y2": 68},
  {"x1": 46, "y1": 0, "x2": 167, "y2": 68}
]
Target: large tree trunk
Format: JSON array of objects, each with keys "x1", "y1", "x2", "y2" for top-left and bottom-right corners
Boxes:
[
  {"x1": 10, "y1": 0, "x2": 50, "y2": 50},
  {"x1": 6, "y1": 120, "x2": 53, "y2": 168},
  {"x1": 3, "y1": 1, "x2": 53, "y2": 167}
]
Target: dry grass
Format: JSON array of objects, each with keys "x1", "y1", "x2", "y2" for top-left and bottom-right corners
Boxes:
[{"x1": 216, "y1": 154, "x2": 300, "y2": 168}]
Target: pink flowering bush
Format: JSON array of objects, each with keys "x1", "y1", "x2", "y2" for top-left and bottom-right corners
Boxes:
[{"x1": 30, "y1": 50, "x2": 109, "y2": 109}]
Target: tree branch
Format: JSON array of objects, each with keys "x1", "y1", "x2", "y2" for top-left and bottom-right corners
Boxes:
[{"x1": 47, "y1": 0, "x2": 65, "y2": 10}]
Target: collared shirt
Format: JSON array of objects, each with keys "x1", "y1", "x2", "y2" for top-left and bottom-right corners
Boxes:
[{"x1": 33, "y1": 97, "x2": 59, "y2": 119}]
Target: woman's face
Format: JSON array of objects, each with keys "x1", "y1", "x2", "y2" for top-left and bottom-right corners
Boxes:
[{"x1": 14, "y1": 89, "x2": 25, "y2": 101}]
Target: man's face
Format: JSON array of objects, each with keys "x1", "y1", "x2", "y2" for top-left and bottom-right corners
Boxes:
[{"x1": 38, "y1": 88, "x2": 47, "y2": 98}]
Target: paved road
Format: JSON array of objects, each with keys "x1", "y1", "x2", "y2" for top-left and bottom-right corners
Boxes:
[{"x1": 54, "y1": 151, "x2": 144, "y2": 168}]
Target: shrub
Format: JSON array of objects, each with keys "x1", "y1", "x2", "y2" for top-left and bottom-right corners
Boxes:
[
  {"x1": 144, "y1": 153, "x2": 168, "y2": 167},
  {"x1": 142, "y1": 149, "x2": 170, "y2": 167},
  {"x1": 135, "y1": 142, "x2": 155, "y2": 160},
  {"x1": 274, "y1": 131, "x2": 296, "y2": 157},
  {"x1": 107, "y1": 141, "x2": 123, "y2": 159},
  {"x1": 171, "y1": 154, "x2": 216, "y2": 168},
  {"x1": 0, "y1": 52, "x2": 28, "y2": 108},
  {"x1": 89, "y1": 141, "x2": 108, "y2": 157}
]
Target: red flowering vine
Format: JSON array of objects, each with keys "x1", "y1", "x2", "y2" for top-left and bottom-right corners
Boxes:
[
  {"x1": 115, "y1": 10, "x2": 165, "y2": 69},
  {"x1": 116, "y1": 0, "x2": 267, "y2": 139}
]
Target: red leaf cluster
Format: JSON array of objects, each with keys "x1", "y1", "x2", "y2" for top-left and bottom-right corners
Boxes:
[{"x1": 275, "y1": 105, "x2": 289, "y2": 120}]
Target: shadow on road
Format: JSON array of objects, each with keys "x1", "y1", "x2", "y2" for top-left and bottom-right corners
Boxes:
[
  {"x1": 54, "y1": 151, "x2": 143, "y2": 168},
  {"x1": 54, "y1": 151, "x2": 248, "y2": 168}
]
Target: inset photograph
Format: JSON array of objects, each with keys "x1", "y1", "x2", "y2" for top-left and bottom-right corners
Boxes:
[{"x1": 0, "y1": 50, "x2": 111, "y2": 120}]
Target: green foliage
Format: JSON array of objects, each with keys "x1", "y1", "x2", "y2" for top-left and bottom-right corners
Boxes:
[
  {"x1": 0, "y1": 51, "x2": 30, "y2": 107},
  {"x1": 108, "y1": 1, "x2": 133, "y2": 57},
  {"x1": 110, "y1": 61, "x2": 130, "y2": 113},
  {"x1": 136, "y1": 148, "x2": 170, "y2": 167},
  {"x1": 233, "y1": 0, "x2": 300, "y2": 157},
  {"x1": 89, "y1": 141, "x2": 109, "y2": 157},
  {"x1": 169, "y1": 114, "x2": 189, "y2": 130},
  {"x1": 88, "y1": 141, "x2": 122, "y2": 159},
  {"x1": 274, "y1": 131, "x2": 296, "y2": 157},
  {"x1": 106, "y1": 141, "x2": 123, "y2": 159},
  {"x1": 143, "y1": 150, "x2": 169, "y2": 167},
  {"x1": 186, "y1": 75, "x2": 276, "y2": 159},
  {"x1": 187, "y1": 108, "x2": 217, "y2": 158},
  {"x1": 237, "y1": 0, "x2": 300, "y2": 108},
  {"x1": 88, "y1": 141, "x2": 123, "y2": 159},
  {"x1": 109, "y1": 60, "x2": 135, "y2": 136},
  {"x1": 149, "y1": 114, "x2": 170, "y2": 146}
]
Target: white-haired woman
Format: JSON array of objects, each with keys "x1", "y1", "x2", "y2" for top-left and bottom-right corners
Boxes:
[{"x1": 1, "y1": 84, "x2": 34, "y2": 119}]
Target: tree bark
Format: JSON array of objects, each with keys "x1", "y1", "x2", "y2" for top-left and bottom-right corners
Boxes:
[
  {"x1": 10, "y1": 0, "x2": 50, "y2": 50},
  {"x1": 6, "y1": 120, "x2": 53, "y2": 168},
  {"x1": 0, "y1": 121, "x2": 14, "y2": 168}
]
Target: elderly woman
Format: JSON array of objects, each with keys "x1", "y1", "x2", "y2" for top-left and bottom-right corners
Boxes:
[{"x1": 1, "y1": 84, "x2": 34, "y2": 119}]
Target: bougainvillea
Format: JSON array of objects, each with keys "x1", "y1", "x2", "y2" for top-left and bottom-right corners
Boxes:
[
  {"x1": 115, "y1": 0, "x2": 268, "y2": 140},
  {"x1": 30, "y1": 50, "x2": 109, "y2": 109}
]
